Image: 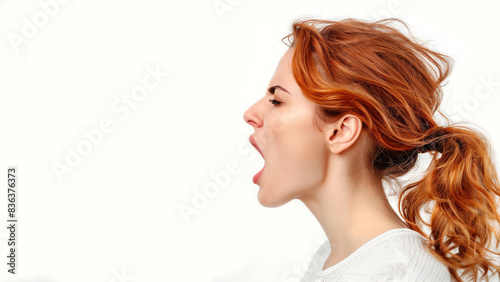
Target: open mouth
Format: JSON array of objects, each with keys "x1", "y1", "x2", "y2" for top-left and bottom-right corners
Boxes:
[{"x1": 249, "y1": 135, "x2": 265, "y2": 183}]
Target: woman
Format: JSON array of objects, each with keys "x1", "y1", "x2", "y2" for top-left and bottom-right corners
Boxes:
[{"x1": 243, "y1": 17, "x2": 500, "y2": 282}]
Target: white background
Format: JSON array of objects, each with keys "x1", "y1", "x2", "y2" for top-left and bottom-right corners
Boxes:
[{"x1": 0, "y1": 0, "x2": 499, "y2": 281}]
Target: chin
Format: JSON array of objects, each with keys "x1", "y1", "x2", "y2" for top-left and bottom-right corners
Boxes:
[{"x1": 257, "y1": 188, "x2": 291, "y2": 208}]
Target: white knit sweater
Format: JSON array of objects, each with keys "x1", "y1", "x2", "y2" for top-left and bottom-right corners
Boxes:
[{"x1": 300, "y1": 228, "x2": 453, "y2": 282}]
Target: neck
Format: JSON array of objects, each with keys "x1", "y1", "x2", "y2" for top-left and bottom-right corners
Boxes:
[{"x1": 297, "y1": 161, "x2": 407, "y2": 262}]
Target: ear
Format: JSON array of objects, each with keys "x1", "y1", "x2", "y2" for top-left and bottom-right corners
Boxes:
[{"x1": 325, "y1": 115, "x2": 363, "y2": 154}]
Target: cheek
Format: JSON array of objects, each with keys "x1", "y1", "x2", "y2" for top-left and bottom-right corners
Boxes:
[
  {"x1": 271, "y1": 111, "x2": 326, "y2": 183},
  {"x1": 258, "y1": 109, "x2": 295, "y2": 151},
  {"x1": 281, "y1": 131, "x2": 325, "y2": 176}
]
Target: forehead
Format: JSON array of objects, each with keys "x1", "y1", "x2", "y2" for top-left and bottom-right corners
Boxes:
[{"x1": 268, "y1": 48, "x2": 295, "y2": 87}]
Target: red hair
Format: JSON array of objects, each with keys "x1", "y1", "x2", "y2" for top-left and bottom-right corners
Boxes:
[{"x1": 282, "y1": 17, "x2": 500, "y2": 281}]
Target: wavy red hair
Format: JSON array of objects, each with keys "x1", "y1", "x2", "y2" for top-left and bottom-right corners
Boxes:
[{"x1": 281, "y1": 17, "x2": 500, "y2": 281}]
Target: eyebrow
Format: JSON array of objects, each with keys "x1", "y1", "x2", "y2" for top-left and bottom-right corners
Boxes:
[{"x1": 267, "y1": 85, "x2": 290, "y2": 95}]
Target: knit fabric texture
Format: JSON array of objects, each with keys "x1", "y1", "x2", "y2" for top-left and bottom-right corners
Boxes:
[{"x1": 300, "y1": 228, "x2": 453, "y2": 282}]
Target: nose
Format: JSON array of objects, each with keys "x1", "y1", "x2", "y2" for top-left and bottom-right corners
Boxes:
[{"x1": 243, "y1": 97, "x2": 264, "y2": 129}]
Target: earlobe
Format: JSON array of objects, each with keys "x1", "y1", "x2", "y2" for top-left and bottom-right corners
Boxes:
[{"x1": 326, "y1": 115, "x2": 362, "y2": 154}]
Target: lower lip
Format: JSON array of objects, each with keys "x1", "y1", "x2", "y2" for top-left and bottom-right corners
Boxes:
[{"x1": 253, "y1": 165, "x2": 265, "y2": 184}]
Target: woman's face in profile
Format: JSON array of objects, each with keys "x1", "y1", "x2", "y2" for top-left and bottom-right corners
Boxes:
[{"x1": 243, "y1": 48, "x2": 329, "y2": 207}]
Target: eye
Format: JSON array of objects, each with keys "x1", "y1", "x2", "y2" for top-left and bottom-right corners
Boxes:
[{"x1": 268, "y1": 99, "x2": 282, "y2": 106}]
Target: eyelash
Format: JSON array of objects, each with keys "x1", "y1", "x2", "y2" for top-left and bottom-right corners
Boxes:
[{"x1": 268, "y1": 99, "x2": 282, "y2": 106}]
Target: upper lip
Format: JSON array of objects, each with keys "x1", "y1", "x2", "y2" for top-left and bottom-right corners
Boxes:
[{"x1": 249, "y1": 135, "x2": 264, "y2": 159}]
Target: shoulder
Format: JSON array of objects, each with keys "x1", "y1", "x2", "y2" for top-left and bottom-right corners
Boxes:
[
  {"x1": 327, "y1": 228, "x2": 452, "y2": 281},
  {"x1": 303, "y1": 229, "x2": 453, "y2": 282},
  {"x1": 365, "y1": 228, "x2": 453, "y2": 281}
]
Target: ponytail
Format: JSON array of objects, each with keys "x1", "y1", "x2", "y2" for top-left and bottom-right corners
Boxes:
[
  {"x1": 400, "y1": 125, "x2": 500, "y2": 281},
  {"x1": 282, "y1": 17, "x2": 500, "y2": 281}
]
